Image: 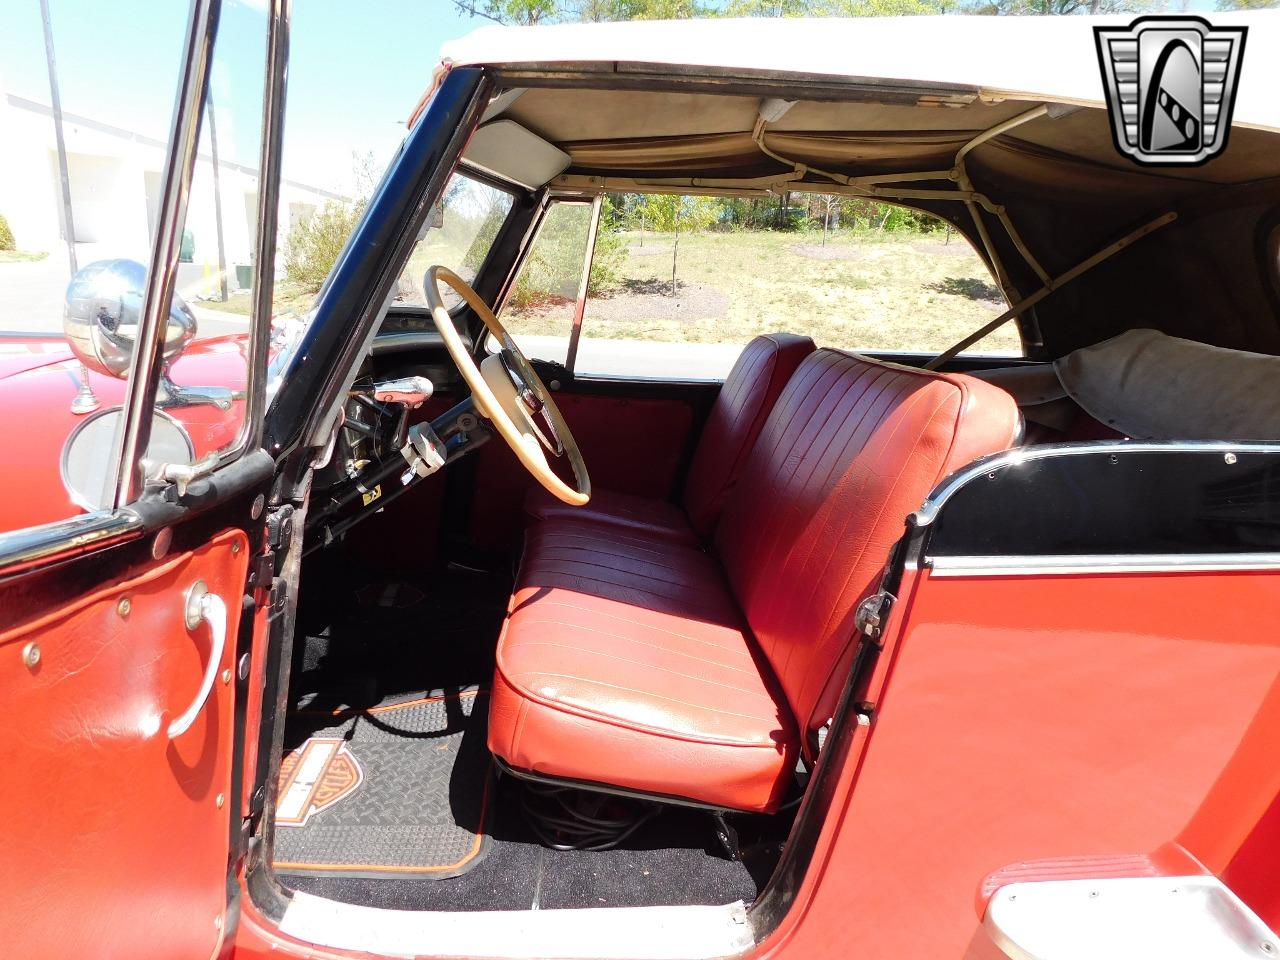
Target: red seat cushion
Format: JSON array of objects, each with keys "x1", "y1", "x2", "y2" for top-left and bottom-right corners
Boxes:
[
  {"x1": 492, "y1": 349, "x2": 1019, "y2": 811},
  {"x1": 524, "y1": 333, "x2": 814, "y2": 542},
  {"x1": 522, "y1": 487, "x2": 698, "y2": 546},
  {"x1": 490, "y1": 519, "x2": 797, "y2": 813}
]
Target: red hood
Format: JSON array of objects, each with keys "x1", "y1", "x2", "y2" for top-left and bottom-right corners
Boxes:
[
  {"x1": 0, "y1": 335, "x2": 76, "y2": 380},
  {"x1": 0, "y1": 333, "x2": 251, "y2": 534}
]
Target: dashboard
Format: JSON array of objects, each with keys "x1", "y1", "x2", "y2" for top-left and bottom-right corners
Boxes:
[{"x1": 301, "y1": 310, "x2": 487, "y2": 553}]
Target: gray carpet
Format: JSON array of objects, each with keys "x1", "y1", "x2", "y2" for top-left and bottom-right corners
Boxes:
[{"x1": 273, "y1": 688, "x2": 491, "y2": 879}]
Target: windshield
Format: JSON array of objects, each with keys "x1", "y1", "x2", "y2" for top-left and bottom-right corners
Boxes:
[
  {"x1": 265, "y1": 169, "x2": 514, "y2": 397},
  {"x1": 393, "y1": 172, "x2": 515, "y2": 309}
]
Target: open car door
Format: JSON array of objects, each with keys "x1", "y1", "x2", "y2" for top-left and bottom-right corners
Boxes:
[{"x1": 0, "y1": 2, "x2": 287, "y2": 956}]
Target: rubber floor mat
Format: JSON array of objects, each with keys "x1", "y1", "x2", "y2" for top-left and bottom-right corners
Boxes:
[{"x1": 274, "y1": 688, "x2": 491, "y2": 879}]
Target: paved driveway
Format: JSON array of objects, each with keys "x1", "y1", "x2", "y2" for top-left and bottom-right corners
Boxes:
[
  {"x1": 0, "y1": 256, "x2": 249, "y2": 338},
  {"x1": 0, "y1": 256, "x2": 69, "y2": 334}
]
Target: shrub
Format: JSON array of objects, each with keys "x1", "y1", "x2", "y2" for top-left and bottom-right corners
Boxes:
[
  {"x1": 0, "y1": 215, "x2": 15, "y2": 251},
  {"x1": 509, "y1": 200, "x2": 628, "y2": 308},
  {"x1": 283, "y1": 199, "x2": 365, "y2": 291}
]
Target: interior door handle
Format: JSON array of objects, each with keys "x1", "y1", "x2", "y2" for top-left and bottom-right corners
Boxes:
[{"x1": 168, "y1": 580, "x2": 227, "y2": 738}]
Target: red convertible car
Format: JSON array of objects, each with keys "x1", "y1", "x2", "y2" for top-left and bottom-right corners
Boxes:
[{"x1": 3, "y1": 6, "x2": 1280, "y2": 960}]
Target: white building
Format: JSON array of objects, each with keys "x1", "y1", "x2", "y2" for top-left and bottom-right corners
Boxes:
[{"x1": 0, "y1": 74, "x2": 347, "y2": 298}]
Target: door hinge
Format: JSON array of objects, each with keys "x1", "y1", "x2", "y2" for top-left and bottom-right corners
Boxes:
[
  {"x1": 854, "y1": 590, "x2": 896, "y2": 645},
  {"x1": 266, "y1": 576, "x2": 288, "y2": 621},
  {"x1": 247, "y1": 551, "x2": 275, "y2": 593},
  {"x1": 264, "y1": 504, "x2": 295, "y2": 551}
]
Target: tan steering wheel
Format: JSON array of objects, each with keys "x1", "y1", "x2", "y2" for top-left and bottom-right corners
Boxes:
[{"x1": 425, "y1": 265, "x2": 590, "y2": 506}]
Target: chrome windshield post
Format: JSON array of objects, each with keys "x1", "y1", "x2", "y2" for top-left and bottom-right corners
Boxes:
[{"x1": 111, "y1": 0, "x2": 222, "y2": 508}]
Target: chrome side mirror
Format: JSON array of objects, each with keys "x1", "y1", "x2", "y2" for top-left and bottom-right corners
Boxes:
[
  {"x1": 63, "y1": 259, "x2": 241, "y2": 413},
  {"x1": 63, "y1": 259, "x2": 197, "y2": 380},
  {"x1": 60, "y1": 407, "x2": 195, "y2": 511}
]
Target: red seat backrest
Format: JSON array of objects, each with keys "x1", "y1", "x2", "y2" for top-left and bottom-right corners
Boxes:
[
  {"x1": 714, "y1": 349, "x2": 1019, "y2": 746},
  {"x1": 681, "y1": 333, "x2": 814, "y2": 537}
]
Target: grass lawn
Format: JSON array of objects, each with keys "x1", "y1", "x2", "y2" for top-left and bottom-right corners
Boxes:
[
  {"x1": 200, "y1": 227, "x2": 1020, "y2": 357},
  {"x1": 506, "y1": 228, "x2": 1020, "y2": 356},
  {"x1": 0, "y1": 250, "x2": 50, "y2": 264},
  {"x1": 198, "y1": 281, "x2": 318, "y2": 318}
]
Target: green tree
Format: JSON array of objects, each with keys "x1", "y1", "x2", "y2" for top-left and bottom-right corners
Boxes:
[
  {"x1": 573, "y1": 0, "x2": 712, "y2": 17},
  {"x1": 1215, "y1": 0, "x2": 1278, "y2": 8},
  {"x1": 629, "y1": 194, "x2": 718, "y2": 295},
  {"x1": 454, "y1": 0, "x2": 559, "y2": 24},
  {"x1": 284, "y1": 200, "x2": 366, "y2": 291},
  {"x1": 727, "y1": 0, "x2": 946, "y2": 13},
  {"x1": 456, "y1": 0, "x2": 712, "y2": 21},
  {"x1": 0, "y1": 214, "x2": 15, "y2": 252}
]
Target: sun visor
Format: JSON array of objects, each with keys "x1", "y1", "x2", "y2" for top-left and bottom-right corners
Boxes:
[{"x1": 462, "y1": 119, "x2": 571, "y2": 190}]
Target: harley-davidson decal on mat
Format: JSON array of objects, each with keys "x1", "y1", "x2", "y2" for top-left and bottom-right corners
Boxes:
[{"x1": 276, "y1": 738, "x2": 364, "y2": 826}]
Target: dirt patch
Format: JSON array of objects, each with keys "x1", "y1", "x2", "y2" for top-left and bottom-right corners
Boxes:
[
  {"x1": 509, "y1": 279, "x2": 730, "y2": 330},
  {"x1": 593, "y1": 281, "x2": 729, "y2": 323},
  {"x1": 790, "y1": 243, "x2": 863, "y2": 261},
  {"x1": 626, "y1": 244, "x2": 676, "y2": 256},
  {"x1": 911, "y1": 239, "x2": 975, "y2": 257}
]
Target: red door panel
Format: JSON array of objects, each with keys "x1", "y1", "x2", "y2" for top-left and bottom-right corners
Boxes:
[
  {"x1": 553, "y1": 393, "x2": 695, "y2": 498},
  {"x1": 0, "y1": 529, "x2": 249, "y2": 960},
  {"x1": 467, "y1": 391, "x2": 697, "y2": 550},
  {"x1": 756, "y1": 568, "x2": 1280, "y2": 960}
]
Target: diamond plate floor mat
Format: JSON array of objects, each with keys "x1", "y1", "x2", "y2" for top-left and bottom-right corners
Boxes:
[{"x1": 274, "y1": 688, "x2": 491, "y2": 879}]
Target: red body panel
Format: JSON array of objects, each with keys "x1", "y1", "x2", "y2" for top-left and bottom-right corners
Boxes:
[
  {"x1": 752, "y1": 567, "x2": 1280, "y2": 960},
  {"x1": 0, "y1": 530, "x2": 248, "y2": 960},
  {"x1": 0, "y1": 335, "x2": 247, "y2": 533}
]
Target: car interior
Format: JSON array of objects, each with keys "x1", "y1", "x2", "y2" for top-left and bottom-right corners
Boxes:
[{"x1": 258, "y1": 72, "x2": 1280, "y2": 949}]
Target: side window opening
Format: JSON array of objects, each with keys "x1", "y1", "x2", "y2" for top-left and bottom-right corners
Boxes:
[
  {"x1": 496, "y1": 199, "x2": 594, "y2": 366},
  {"x1": 501, "y1": 192, "x2": 1021, "y2": 381}
]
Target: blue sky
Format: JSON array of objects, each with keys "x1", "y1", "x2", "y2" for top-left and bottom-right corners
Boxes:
[
  {"x1": 2, "y1": 0, "x2": 1226, "y2": 195},
  {"x1": 0, "y1": 0, "x2": 491, "y2": 194}
]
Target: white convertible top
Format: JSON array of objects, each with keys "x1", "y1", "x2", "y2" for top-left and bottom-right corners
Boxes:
[
  {"x1": 441, "y1": 14, "x2": 1280, "y2": 132},
  {"x1": 1056, "y1": 329, "x2": 1280, "y2": 441}
]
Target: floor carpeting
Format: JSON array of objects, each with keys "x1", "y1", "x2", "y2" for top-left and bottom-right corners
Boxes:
[
  {"x1": 279, "y1": 553, "x2": 788, "y2": 911},
  {"x1": 274, "y1": 688, "x2": 491, "y2": 880},
  {"x1": 280, "y1": 773, "x2": 783, "y2": 911}
]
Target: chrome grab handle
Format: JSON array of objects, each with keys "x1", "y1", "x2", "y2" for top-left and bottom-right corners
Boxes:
[
  {"x1": 167, "y1": 580, "x2": 227, "y2": 738},
  {"x1": 372, "y1": 376, "x2": 433, "y2": 408}
]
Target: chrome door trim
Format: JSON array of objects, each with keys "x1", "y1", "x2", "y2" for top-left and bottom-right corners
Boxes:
[
  {"x1": 242, "y1": 0, "x2": 290, "y2": 454},
  {"x1": 0, "y1": 510, "x2": 143, "y2": 577},
  {"x1": 113, "y1": 0, "x2": 222, "y2": 507},
  {"x1": 929, "y1": 552, "x2": 1280, "y2": 577},
  {"x1": 914, "y1": 440, "x2": 1280, "y2": 527}
]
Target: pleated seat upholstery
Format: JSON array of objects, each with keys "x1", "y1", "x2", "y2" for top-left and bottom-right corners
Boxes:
[
  {"x1": 525, "y1": 333, "x2": 815, "y2": 543},
  {"x1": 492, "y1": 349, "x2": 1021, "y2": 812}
]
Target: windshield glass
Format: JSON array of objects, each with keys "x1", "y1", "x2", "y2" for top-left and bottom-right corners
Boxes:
[
  {"x1": 395, "y1": 172, "x2": 514, "y2": 309},
  {"x1": 265, "y1": 169, "x2": 514, "y2": 399}
]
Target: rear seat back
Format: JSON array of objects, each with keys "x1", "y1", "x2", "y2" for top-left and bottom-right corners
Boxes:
[
  {"x1": 681, "y1": 333, "x2": 814, "y2": 537},
  {"x1": 714, "y1": 350, "x2": 1020, "y2": 745}
]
